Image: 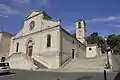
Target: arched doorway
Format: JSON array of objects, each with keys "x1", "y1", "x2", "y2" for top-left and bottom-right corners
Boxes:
[
  {"x1": 72, "y1": 49, "x2": 75, "y2": 58},
  {"x1": 26, "y1": 40, "x2": 34, "y2": 57}
]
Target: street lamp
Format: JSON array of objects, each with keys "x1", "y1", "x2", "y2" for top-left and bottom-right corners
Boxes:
[{"x1": 104, "y1": 36, "x2": 111, "y2": 69}]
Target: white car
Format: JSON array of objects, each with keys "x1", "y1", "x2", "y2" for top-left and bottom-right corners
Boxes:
[{"x1": 0, "y1": 62, "x2": 10, "y2": 73}]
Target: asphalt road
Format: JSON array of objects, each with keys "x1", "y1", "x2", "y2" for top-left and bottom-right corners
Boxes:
[{"x1": 0, "y1": 69, "x2": 118, "y2": 80}]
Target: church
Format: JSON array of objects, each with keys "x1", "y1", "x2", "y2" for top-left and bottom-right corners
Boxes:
[{"x1": 0, "y1": 10, "x2": 108, "y2": 70}]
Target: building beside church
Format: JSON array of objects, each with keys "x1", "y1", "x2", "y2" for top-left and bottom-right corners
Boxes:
[
  {"x1": 0, "y1": 32, "x2": 13, "y2": 61},
  {"x1": 6, "y1": 10, "x2": 87, "y2": 70},
  {"x1": 86, "y1": 44, "x2": 101, "y2": 58}
]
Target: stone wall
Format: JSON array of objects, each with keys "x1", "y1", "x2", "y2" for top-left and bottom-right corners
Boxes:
[
  {"x1": 111, "y1": 55, "x2": 120, "y2": 71},
  {"x1": 60, "y1": 29, "x2": 86, "y2": 66},
  {"x1": 6, "y1": 52, "x2": 34, "y2": 70},
  {"x1": 0, "y1": 32, "x2": 13, "y2": 61}
]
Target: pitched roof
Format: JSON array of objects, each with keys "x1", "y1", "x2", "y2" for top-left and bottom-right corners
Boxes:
[{"x1": 25, "y1": 10, "x2": 52, "y2": 21}]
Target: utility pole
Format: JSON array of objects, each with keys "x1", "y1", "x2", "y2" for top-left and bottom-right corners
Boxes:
[{"x1": 104, "y1": 36, "x2": 110, "y2": 69}]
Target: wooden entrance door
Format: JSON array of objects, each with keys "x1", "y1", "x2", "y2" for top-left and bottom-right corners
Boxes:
[
  {"x1": 28, "y1": 46, "x2": 33, "y2": 57},
  {"x1": 72, "y1": 49, "x2": 75, "y2": 58}
]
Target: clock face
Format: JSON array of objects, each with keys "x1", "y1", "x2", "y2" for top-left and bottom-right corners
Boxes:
[{"x1": 29, "y1": 21, "x2": 35, "y2": 30}]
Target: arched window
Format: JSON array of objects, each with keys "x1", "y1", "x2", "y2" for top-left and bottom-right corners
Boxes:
[
  {"x1": 28, "y1": 40, "x2": 33, "y2": 45},
  {"x1": 16, "y1": 42, "x2": 19, "y2": 52},
  {"x1": 78, "y1": 22, "x2": 81, "y2": 28},
  {"x1": 47, "y1": 34, "x2": 51, "y2": 48}
]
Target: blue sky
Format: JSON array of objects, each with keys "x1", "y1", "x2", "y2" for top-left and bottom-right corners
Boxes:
[{"x1": 0, "y1": 0, "x2": 120, "y2": 37}]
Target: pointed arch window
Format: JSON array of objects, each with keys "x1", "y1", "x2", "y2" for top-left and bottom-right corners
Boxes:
[
  {"x1": 47, "y1": 34, "x2": 51, "y2": 48},
  {"x1": 16, "y1": 42, "x2": 19, "y2": 52}
]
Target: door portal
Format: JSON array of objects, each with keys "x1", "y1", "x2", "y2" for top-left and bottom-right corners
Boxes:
[
  {"x1": 72, "y1": 49, "x2": 75, "y2": 58},
  {"x1": 26, "y1": 40, "x2": 34, "y2": 57},
  {"x1": 27, "y1": 46, "x2": 33, "y2": 57}
]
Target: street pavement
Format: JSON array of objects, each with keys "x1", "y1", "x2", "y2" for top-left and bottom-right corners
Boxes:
[{"x1": 0, "y1": 69, "x2": 118, "y2": 80}]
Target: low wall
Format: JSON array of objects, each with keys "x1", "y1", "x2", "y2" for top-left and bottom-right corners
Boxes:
[
  {"x1": 111, "y1": 55, "x2": 120, "y2": 72},
  {"x1": 6, "y1": 53, "x2": 34, "y2": 70}
]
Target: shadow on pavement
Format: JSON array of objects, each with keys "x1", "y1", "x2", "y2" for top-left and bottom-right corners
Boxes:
[
  {"x1": 113, "y1": 72, "x2": 120, "y2": 80},
  {"x1": 0, "y1": 72, "x2": 15, "y2": 76},
  {"x1": 76, "y1": 76, "x2": 95, "y2": 80}
]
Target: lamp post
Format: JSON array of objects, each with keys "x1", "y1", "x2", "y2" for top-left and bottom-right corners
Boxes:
[{"x1": 104, "y1": 36, "x2": 111, "y2": 69}]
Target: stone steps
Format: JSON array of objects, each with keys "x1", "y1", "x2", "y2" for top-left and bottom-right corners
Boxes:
[{"x1": 63, "y1": 55, "x2": 107, "y2": 71}]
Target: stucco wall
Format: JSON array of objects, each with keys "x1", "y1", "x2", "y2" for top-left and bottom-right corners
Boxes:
[
  {"x1": 86, "y1": 46, "x2": 101, "y2": 58},
  {"x1": 86, "y1": 46, "x2": 97, "y2": 57}
]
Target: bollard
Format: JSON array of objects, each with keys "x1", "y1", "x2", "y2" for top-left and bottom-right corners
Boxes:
[{"x1": 104, "y1": 70, "x2": 107, "y2": 80}]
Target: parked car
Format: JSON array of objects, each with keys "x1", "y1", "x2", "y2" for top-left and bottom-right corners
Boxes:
[{"x1": 0, "y1": 62, "x2": 10, "y2": 73}]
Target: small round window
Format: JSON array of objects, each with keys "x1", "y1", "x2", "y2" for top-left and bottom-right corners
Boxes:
[
  {"x1": 89, "y1": 48, "x2": 92, "y2": 51},
  {"x1": 29, "y1": 21, "x2": 35, "y2": 30}
]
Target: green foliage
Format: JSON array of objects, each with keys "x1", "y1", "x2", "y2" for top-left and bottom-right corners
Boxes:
[
  {"x1": 73, "y1": 31, "x2": 120, "y2": 55},
  {"x1": 107, "y1": 34, "x2": 118, "y2": 48},
  {"x1": 86, "y1": 32, "x2": 105, "y2": 53},
  {"x1": 72, "y1": 33, "x2": 76, "y2": 38},
  {"x1": 91, "y1": 32, "x2": 98, "y2": 37},
  {"x1": 107, "y1": 34, "x2": 120, "y2": 54},
  {"x1": 86, "y1": 32, "x2": 104, "y2": 45}
]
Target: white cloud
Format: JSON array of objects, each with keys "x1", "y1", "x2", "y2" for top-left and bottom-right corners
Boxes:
[
  {"x1": 11, "y1": 0, "x2": 31, "y2": 7},
  {"x1": 41, "y1": 0, "x2": 50, "y2": 6},
  {"x1": 110, "y1": 24, "x2": 120, "y2": 28},
  {"x1": 0, "y1": 4, "x2": 22, "y2": 16},
  {"x1": 0, "y1": 0, "x2": 51, "y2": 18},
  {"x1": 30, "y1": 0, "x2": 51, "y2": 8},
  {"x1": 12, "y1": 0, "x2": 30, "y2": 4},
  {"x1": 0, "y1": 14, "x2": 8, "y2": 18},
  {"x1": 86, "y1": 16, "x2": 120, "y2": 23},
  {"x1": 114, "y1": 25, "x2": 120, "y2": 27},
  {"x1": 11, "y1": 0, "x2": 50, "y2": 8}
]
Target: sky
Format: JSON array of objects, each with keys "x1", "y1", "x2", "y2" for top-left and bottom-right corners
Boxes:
[{"x1": 0, "y1": 0, "x2": 120, "y2": 37}]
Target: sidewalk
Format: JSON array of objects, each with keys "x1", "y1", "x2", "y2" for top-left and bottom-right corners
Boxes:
[{"x1": 35, "y1": 68, "x2": 112, "y2": 72}]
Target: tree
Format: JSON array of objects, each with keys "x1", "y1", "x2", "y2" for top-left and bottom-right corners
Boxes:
[
  {"x1": 107, "y1": 34, "x2": 118, "y2": 48},
  {"x1": 72, "y1": 33, "x2": 76, "y2": 38},
  {"x1": 107, "y1": 34, "x2": 120, "y2": 55},
  {"x1": 86, "y1": 32, "x2": 104, "y2": 45},
  {"x1": 91, "y1": 32, "x2": 98, "y2": 37},
  {"x1": 86, "y1": 32, "x2": 105, "y2": 53}
]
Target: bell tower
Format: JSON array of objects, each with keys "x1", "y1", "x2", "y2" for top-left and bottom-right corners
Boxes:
[{"x1": 76, "y1": 20, "x2": 86, "y2": 45}]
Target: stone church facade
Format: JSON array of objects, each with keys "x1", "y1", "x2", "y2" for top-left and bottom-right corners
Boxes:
[{"x1": 4, "y1": 10, "x2": 87, "y2": 70}]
